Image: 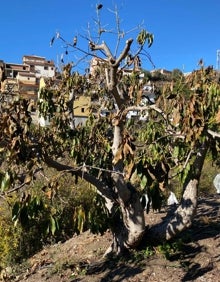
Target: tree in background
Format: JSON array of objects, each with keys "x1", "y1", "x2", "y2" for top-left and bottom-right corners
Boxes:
[{"x1": 0, "y1": 4, "x2": 219, "y2": 256}]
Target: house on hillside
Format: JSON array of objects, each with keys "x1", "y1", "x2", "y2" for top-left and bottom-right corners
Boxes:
[
  {"x1": 1, "y1": 78, "x2": 19, "y2": 99},
  {"x1": 37, "y1": 77, "x2": 91, "y2": 127},
  {"x1": 1, "y1": 62, "x2": 30, "y2": 96},
  {"x1": 0, "y1": 55, "x2": 56, "y2": 102},
  {"x1": 150, "y1": 68, "x2": 172, "y2": 76},
  {"x1": 23, "y1": 55, "x2": 55, "y2": 78},
  {"x1": 73, "y1": 95, "x2": 91, "y2": 126},
  {"x1": 17, "y1": 72, "x2": 38, "y2": 100},
  {"x1": 4, "y1": 62, "x2": 30, "y2": 78}
]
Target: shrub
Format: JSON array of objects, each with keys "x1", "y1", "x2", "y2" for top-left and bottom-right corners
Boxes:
[
  {"x1": 0, "y1": 172, "x2": 109, "y2": 266},
  {"x1": 0, "y1": 201, "x2": 22, "y2": 269}
]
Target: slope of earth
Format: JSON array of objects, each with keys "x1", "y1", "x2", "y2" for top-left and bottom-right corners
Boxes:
[{"x1": 2, "y1": 195, "x2": 220, "y2": 282}]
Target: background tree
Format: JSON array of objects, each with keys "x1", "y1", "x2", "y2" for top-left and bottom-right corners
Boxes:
[
  {"x1": 171, "y1": 68, "x2": 184, "y2": 81},
  {"x1": 0, "y1": 5, "x2": 219, "y2": 257}
]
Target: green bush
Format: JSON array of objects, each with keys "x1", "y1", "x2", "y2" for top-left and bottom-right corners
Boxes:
[
  {"x1": 0, "y1": 173, "x2": 109, "y2": 267},
  {"x1": 199, "y1": 157, "x2": 219, "y2": 195},
  {"x1": 169, "y1": 156, "x2": 218, "y2": 199},
  {"x1": 0, "y1": 201, "x2": 22, "y2": 269}
]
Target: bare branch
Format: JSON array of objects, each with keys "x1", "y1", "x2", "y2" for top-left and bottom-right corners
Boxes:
[
  {"x1": 57, "y1": 32, "x2": 109, "y2": 63},
  {"x1": 89, "y1": 41, "x2": 114, "y2": 61},
  {"x1": 140, "y1": 49, "x2": 156, "y2": 69},
  {"x1": 114, "y1": 39, "x2": 133, "y2": 66},
  {"x1": 113, "y1": 6, "x2": 122, "y2": 57},
  {"x1": 42, "y1": 155, "x2": 115, "y2": 201}
]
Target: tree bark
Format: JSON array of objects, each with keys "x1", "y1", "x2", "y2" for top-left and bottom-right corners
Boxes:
[
  {"x1": 43, "y1": 154, "x2": 145, "y2": 254},
  {"x1": 147, "y1": 140, "x2": 208, "y2": 242},
  {"x1": 108, "y1": 121, "x2": 145, "y2": 254},
  {"x1": 104, "y1": 180, "x2": 146, "y2": 255},
  {"x1": 67, "y1": 90, "x2": 75, "y2": 130}
]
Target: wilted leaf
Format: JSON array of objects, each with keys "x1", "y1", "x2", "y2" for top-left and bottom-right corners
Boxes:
[
  {"x1": 112, "y1": 148, "x2": 123, "y2": 165},
  {"x1": 124, "y1": 160, "x2": 134, "y2": 180},
  {"x1": 215, "y1": 109, "x2": 220, "y2": 123},
  {"x1": 123, "y1": 142, "x2": 133, "y2": 158},
  {"x1": 44, "y1": 188, "x2": 54, "y2": 199},
  {"x1": 128, "y1": 85, "x2": 134, "y2": 98},
  {"x1": 24, "y1": 174, "x2": 32, "y2": 184},
  {"x1": 50, "y1": 36, "x2": 55, "y2": 47},
  {"x1": 172, "y1": 108, "x2": 181, "y2": 126}
]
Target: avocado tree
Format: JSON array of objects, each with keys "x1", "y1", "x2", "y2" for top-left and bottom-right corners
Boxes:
[{"x1": 0, "y1": 5, "x2": 220, "y2": 255}]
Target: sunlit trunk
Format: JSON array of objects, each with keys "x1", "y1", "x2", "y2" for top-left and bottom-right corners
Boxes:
[
  {"x1": 148, "y1": 140, "x2": 208, "y2": 242},
  {"x1": 105, "y1": 122, "x2": 145, "y2": 254}
]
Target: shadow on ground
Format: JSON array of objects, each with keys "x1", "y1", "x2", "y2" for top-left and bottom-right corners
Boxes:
[
  {"x1": 85, "y1": 195, "x2": 220, "y2": 282},
  {"x1": 87, "y1": 260, "x2": 145, "y2": 282}
]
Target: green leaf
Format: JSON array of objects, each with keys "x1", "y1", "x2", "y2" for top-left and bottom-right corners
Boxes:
[
  {"x1": 136, "y1": 29, "x2": 154, "y2": 47},
  {"x1": 147, "y1": 33, "x2": 154, "y2": 48},
  {"x1": 50, "y1": 216, "x2": 57, "y2": 235},
  {"x1": 106, "y1": 143, "x2": 111, "y2": 153},
  {"x1": 1, "y1": 172, "x2": 11, "y2": 192},
  {"x1": 73, "y1": 205, "x2": 86, "y2": 234},
  {"x1": 140, "y1": 175, "x2": 148, "y2": 189},
  {"x1": 173, "y1": 146, "x2": 179, "y2": 158},
  {"x1": 12, "y1": 202, "x2": 20, "y2": 222},
  {"x1": 77, "y1": 207, "x2": 86, "y2": 233},
  {"x1": 180, "y1": 162, "x2": 191, "y2": 184}
]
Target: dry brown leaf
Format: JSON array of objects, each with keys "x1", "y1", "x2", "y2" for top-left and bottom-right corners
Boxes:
[
  {"x1": 172, "y1": 108, "x2": 181, "y2": 126},
  {"x1": 123, "y1": 142, "x2": 133, "y2": 158},
  {"x1": 112, "y1": 148, "x2": 123, "y2": 165},
  {"x1": 215, "y1": 109, "x2": 220, "y2": 123},
  {"x1": 124, "y1": 161, "x2": 135, "y2": 180}
]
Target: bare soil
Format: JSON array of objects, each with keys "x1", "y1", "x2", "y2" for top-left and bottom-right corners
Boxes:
[{"x1": 2, "y1": 194, "x2": 220, "y2": 282}]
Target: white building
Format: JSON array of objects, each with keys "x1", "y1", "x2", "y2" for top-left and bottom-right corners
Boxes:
[{"x1": 23, "y1": 55, "x2": 55, "y2": 78}]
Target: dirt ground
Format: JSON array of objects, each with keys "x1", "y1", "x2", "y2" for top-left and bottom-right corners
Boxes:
[{"x1": 2, "y1": 194, "x2": 220, "y2": 282}]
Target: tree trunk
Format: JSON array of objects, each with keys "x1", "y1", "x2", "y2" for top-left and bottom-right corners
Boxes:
[
  {"x1": 67, "y1": 90, "x2": 75, "y2": 130},
  {"x1": 147, "y1": 140, "x2": 208, "y2": 242},
  {"x1": 104, "y1": 180, "x2": 146, "y2": 255},
  {"x1": 106, "y1": 122, "x2": 145, "y2": 254},
  {"x1": 43, "y1": 153, "x2": 145, "y2": 254}
]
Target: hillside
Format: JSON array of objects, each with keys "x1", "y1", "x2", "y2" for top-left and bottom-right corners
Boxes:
[{"x1": 1, "y1": 194, "x2": 219, "y2": 282}]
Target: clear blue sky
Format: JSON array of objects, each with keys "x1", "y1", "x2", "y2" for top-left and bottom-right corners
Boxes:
[{"x1": 1, "y1": 0, "x2": 220, "y2": 73}]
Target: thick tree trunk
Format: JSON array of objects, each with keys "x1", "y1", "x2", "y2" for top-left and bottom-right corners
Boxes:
[
  {"x1": 147, "y1": 140, "x2": 208, "y2": 242},
  {"x1": 104, "y1": 180, "x2": 145, "y2": 255},
  {"x1": 107, "y1": 122, "x2": 145, "y2": 254},
  {"x1": 43, "y1": 153, "x2": 145, "y2": 255}
]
